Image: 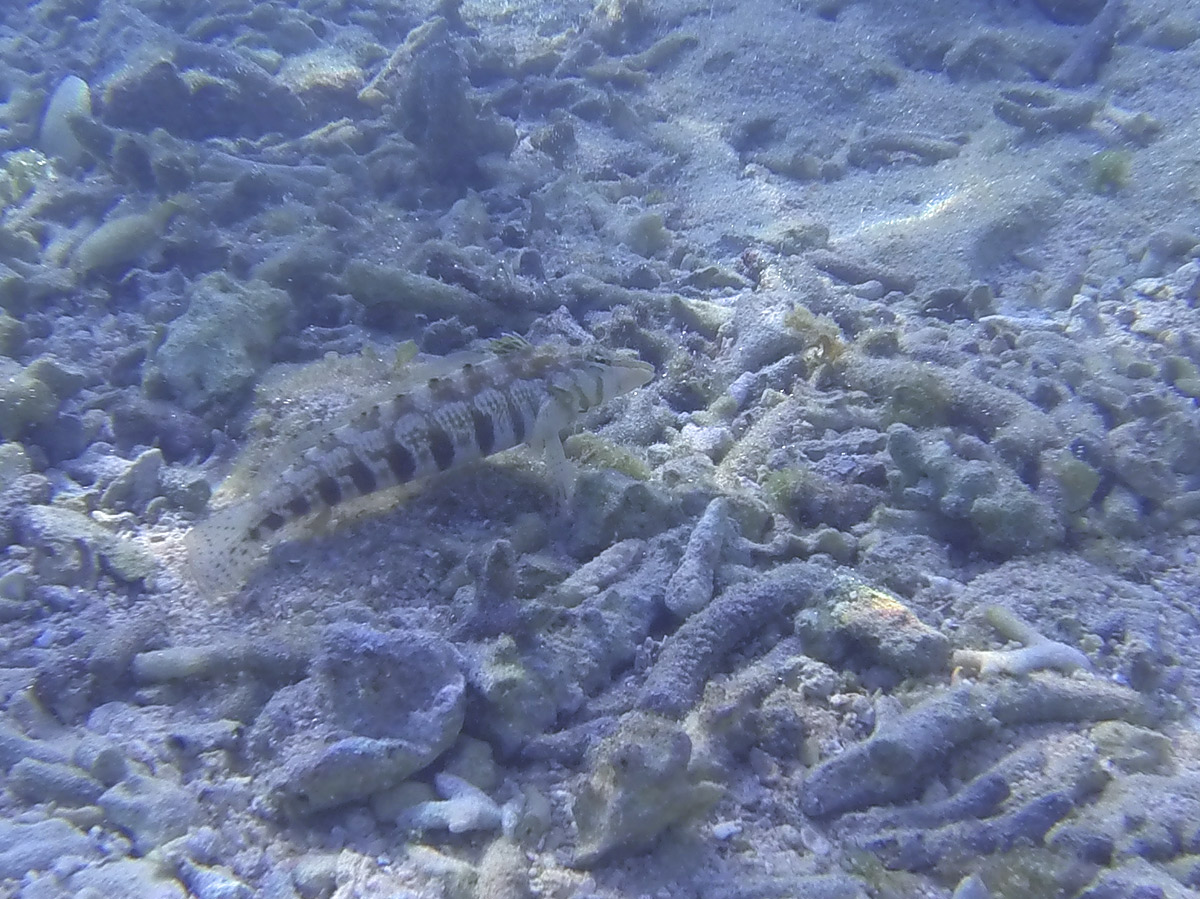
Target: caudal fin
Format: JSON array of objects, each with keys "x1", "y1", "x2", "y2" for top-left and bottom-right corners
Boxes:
[{"x1": 184, "y1": 501, "x2": 265, "y2": 596}]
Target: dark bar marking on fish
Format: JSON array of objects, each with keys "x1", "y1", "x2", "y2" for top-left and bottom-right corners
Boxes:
[
  {"x1": 507, "y1": 394, "x2": 526, "y2": 443},
  {"x1": 317, "y1": 476, "x2": 342, "y2": 506},
  {"x1": 472, "y1": 407, "x2": 495, "y2": 456},
  {"x1": 429, "y1": 427, "x2": 455, "y2": 471},
  {"x1": 386, "y1": 442, "x2": 417, "y2": 482},
  {"x1": 346, "y1": 459, "x2": 377, "y2": 494}
]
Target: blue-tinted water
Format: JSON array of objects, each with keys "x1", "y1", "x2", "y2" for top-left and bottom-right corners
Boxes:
[{"x1": 0, "y1": 0, "x2": 1197, "y2": 895}]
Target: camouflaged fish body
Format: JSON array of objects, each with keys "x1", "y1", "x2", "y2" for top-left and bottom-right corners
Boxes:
[{"x1": 185, "y1": 340, "x2": 654, "y2": 595}]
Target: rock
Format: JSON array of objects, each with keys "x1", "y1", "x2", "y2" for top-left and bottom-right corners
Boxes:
[
  {"x1": 106, "y1": 392, "x2": 214, "y2": 463},
  {"x1": 99, "y1": 773, "x2": 198, "y2": 853},
  {"x1": 177, "y1": 859, "x2": 254, "y2": 899},
  {"x1": 1108, "y1": 419, "x2": 1182, "y2": 502},
  {"x1": 73, "y1": 736, "x2": 128, "y2": 786},
  {"x1": 461, "y1": 636, "x2": 559, "y2": 758},
  {"x1": 665, "y1": 496, "x2": 733, "y2": 617},
  {"x1": 144, "y1": 272, "x2": 290, "y2": 414},
  {"x1": 393, "y1": 17, "x2": 517, "y2": 187},
  {"x1": 398, "y1": 773, "x2": 503, "y2": 833},
  {"x1": 476, "y1": 837, "x2": 531, "y2": 899},
  {"x1": 8, "y1": 757, "x2": 105, "y2": 806},
  {"x1": 102, "y1": 42, "x2": 309, "y2": 140},
  {"x1": 803, "y1": 676, "x2": 1147, "y2": 819},
  {"x1": 0, "y1": 818, "x2": 94, "y2": 879},
  {"x1": 39, "y1": 75, "x2": 92, "y2": 167},
  {"x1": 796, "y1": 578, "x2": 952, "y2": 678},
  {"x1": 343, "y1": 260, "x2": 493, "y2": 327},
  {"x1": 70, "y1": 201, "x2": 180, "y2": 279},
  {"x1": 249, "y1": 624, "x2": 464, "y2": 816},
  {"x1": 17, "y1": 504, "x2": 158, "y2": 586},
  {"x1": 567, "y1": 470, "x2": 682, "y2": 559},
  {"x1": 639, "y1": 562, "x2": 832, "y2": 717},
  {"x1": 0, "y1": 442, "x2": 31, "y2": 492},
  {"x1": 99, "y1": 448, "x2": 163, "y2": 513},
  {"x1": 0, "y1": 357, "x2": 82, "y2": 442},
  {"x1": 570, "y1": 711, "x2": 722, "y2": 867},
  {"x1": 67, "y1": 857, "x2": 187, "y2": 899}
]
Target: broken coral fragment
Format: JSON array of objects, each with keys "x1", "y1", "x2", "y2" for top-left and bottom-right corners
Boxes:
[{"x1": 953, "y1": 606, "x2": 1091, "y2": 677}]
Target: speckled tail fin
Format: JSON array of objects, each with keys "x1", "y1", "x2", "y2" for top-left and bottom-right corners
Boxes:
[{"x1": 184, "y1": 500, "x2": 265, "y2": 596}]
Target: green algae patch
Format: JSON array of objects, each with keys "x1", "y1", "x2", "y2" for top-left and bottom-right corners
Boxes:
[
  {"x1": 0, "y1": 149, "x2": 55, "y2": 209},
  {"x1": 564, "y1": 432, "x2": 651, "y2": 480}
]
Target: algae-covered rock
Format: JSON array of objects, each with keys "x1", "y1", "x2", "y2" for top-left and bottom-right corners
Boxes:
[
  {"x1": 889, "y1": 429, "x2": 1064, "y2": 557},
  {"x1": 796, "y1": 578, "x2": 952, "y2": 678},
  {"x1": 0, "y1": 355, "x2": 84, "y2": 444},
  {"x1": 567, "y1": 470, "x2": 682, "y2": 559},
  {"x1": 563, "y1": 432, "x2": 651, "y2": 480},
  {"x1": 249, "y1": 624, "x2": 464, "y2": 816},
  {"x1": 277, "y1": 47, "x2": 363, "y2": 115},
  {"x1": 393, "y1": 17, "x2": 517, "y2": 187},
  {"x1": 764, "y1": 466, "x2": 882, "y2": 532},
  {"x1": 462, "y1": 635, "x2": 559, "y2": 758},
  {"x1": 0, "y1": 310, "x2": 25, "y2": 357},
  {"x1": 102, "y1": 45, "x2": 309, "y2": 140},
  {"x1": 967, "y1": 486, "x2": 1063, "y2": 557},
  {"x1": 70, "y1": 199, "x2": 180, "y2": 278},
  {"x1": 0, "y1": 443, "x2": 31, "y2": 492},
  {"x1": 145, "y1": 272, "x2": 290, "y2": 413},
  {"x1": 1042, "y1": 448, "x2": 1101, "y2": 514},
  {"x1": 0, "y1": 149, "x2": 55, "y2": 209},
  {"x1": 571, "y1": 711, "x2": 722, "y2": 868},
  {"x1": 625, "y1": 210, "x2": 672, "y2": 258},
  {"x1": 1090, "y1": 721, "x2": 1173, "y2": 775},
  {"x1": 98, "y1": 447, "x2": 163, "y2": 514},
  {"x1": 17, "y1": 504, "x2": 158, "y2": 585},
  {"x1": 344, "y1": 259, "x2": 493, "y2": 326},
  {"x1": 0, "y1": 359, "x2": 57, "y2": 441}
]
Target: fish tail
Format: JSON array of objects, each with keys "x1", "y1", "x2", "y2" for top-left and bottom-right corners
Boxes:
[{"x1": 184, "y1": 501, "x2": 266, "y2": 596}]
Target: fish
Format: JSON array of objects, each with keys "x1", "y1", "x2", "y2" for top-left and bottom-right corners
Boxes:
[{"x1": 184, "y1": 338, "x2": 654, "y2": 595}]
